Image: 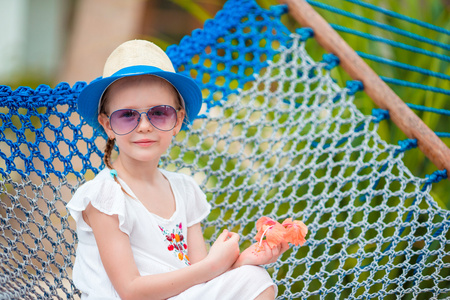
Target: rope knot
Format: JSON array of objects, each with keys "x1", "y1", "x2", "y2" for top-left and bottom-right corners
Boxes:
[
  {"x1": 394, "y1": 138, "x2": 418, "y2": 156},
  {"x1": 0, "y1": 85, "x2": 12, "y2": 97},
  {"x1": 346, "y1": 80, "x2": 364, "y2": 95},
  {"x1": 372, "y1": 108, "x2": 390, "y2": 123},
  {"x1": 15, "y1": 86, "x2": 34, "y2": 97},
  {"x1": 398, "y1": 139, "x2": 418, "y2": 151},
  {"x1": 54, "y1": 82, "x2": 72, "y2": 95},
  {"x1": 425, "y1": 169, "x2": 448, "y2": 184},
  {"x1": 35, "y1": 84, "x2": 52, "y2": 95},
  {"x1": 296, "y1": 27, "x2": 314, "y2": 41},
  {"x1": 72, "y1": 81, "x2": 87, "y2": 92},
  {"x1": 322, "y1": 53, "x2": 340, "y2": 70},
  {"x1": 270, "y1": 4, "x2": 289, "y2": 16}
]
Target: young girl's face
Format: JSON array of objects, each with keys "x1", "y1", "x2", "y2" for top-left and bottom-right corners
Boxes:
[{"x1": 98, "y1": 75, "x2": 185, "y2": 165}]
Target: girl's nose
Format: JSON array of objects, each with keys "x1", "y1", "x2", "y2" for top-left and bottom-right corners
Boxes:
[{"x1": 136, "y1": 112, "x2": 154, "y2": 132}]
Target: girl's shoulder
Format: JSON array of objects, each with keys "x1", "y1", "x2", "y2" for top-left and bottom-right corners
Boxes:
[
  {"x1": 67, "y1": 168, "x2": 131, "y2": 235},
  {"x1": 69, "y1": 168, "x2": 125, "y2": 210}
]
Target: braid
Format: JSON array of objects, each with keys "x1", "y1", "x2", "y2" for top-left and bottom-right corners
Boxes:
[
  {"x1": 103, "y1": 138, "x2": 134, "y2": 198},
  {"x1": 104, "y1": 138, "x2": 115, "y2": 169}
]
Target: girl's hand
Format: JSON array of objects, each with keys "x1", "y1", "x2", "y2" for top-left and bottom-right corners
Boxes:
[
  {"x1": 233, "y1": 240, "x2": 289, "y2": 269},
  {"x1": 205, "y1": 230, "x2": 240, "y2": 275}
]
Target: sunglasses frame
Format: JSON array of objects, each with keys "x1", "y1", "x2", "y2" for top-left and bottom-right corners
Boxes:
[{"x1": 107, "y1": 105, "x2": 180, "y2": 135}]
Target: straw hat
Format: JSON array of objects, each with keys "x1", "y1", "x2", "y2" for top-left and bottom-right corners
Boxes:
[{"x1": 77, "y1": 39, "x2": 202, "y2": 131}]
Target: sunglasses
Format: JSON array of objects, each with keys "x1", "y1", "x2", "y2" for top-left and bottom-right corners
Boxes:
[{"x1": 108, "y1": 105, "x2": 180, "y2": 135}]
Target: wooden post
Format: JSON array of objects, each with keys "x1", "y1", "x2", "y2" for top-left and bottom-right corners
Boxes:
[{"x1": 281, "y1": 0, "x2": 450, "y2": 179}]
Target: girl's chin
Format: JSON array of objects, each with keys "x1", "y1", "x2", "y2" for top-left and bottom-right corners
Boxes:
[{"x1": 118, "y1": 152, "x2": 162, "y2": 165}]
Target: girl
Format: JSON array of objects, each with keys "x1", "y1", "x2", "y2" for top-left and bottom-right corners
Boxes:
[{"x1": 67, "y1": 40, "x2": 289, "y2": 300}]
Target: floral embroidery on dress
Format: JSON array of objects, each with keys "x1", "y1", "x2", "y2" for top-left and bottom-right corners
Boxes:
[{"x1": 159, "y1": 222, "x2": 190, "y2": 266}]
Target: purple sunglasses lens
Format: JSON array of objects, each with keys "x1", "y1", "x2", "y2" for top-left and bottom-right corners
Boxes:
[
  {"x1": 148, "y1": 105, "x2": 178, "y2": 131},
  {"x1": 110, "y1": 109, "x2": 140, "y2": 135},
  {"x1": 109, "y1": 106, "x2": 178, "y2": 135}
]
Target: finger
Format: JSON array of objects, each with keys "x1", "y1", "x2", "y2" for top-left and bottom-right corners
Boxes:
[
  {"x1": 267, "y1": 244, "x2": 280, "y2": 264},
  {"x1": 271, "y1": 244, "x2": 281, "y2": 257},
  {"x1": 218, "y1": 229, "x2": 229, "y2": 241},
  {"x1": 263, "y1": 242, "x2": 274, "y2": 256},
  {"x1": 265, "y1": 242, "x2": 282, "y2": 262},
  {"x1": 227, "y1": 232, "x2": 240, "y2": 243},
  {"x1": 280, "y1": 241, "x2": 290, "y2": 253}
]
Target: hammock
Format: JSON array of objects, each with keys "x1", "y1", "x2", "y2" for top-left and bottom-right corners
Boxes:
[{"x1": 1, "y1": 0, "x2": 449, "y2": 299}]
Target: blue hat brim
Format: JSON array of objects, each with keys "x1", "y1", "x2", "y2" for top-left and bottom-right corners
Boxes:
[{"x1": 77, "y1": 65, "x2": 202, "y2": 132}]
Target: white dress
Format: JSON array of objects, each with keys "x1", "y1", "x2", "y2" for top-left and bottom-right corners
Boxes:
[{"x1": 67, "y1": 168, "x2": 276, "y2": 300}]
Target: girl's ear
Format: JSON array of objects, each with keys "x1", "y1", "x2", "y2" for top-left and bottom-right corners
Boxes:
[
  {"x1": 173, "y1": 109, "x2": 186, "y2": 136},
  {"x1": 98, "y1": 113, "x2": 115, "y2": 140}
]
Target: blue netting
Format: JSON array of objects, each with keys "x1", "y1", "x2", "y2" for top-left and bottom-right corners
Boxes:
[{"x1": 166, "y1": 1, "x2": 291, "y2": 112}]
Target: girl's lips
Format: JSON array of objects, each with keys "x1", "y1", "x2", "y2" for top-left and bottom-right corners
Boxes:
[{"x1": 134, "y1": 139, "x2": 155, "y2": 146}]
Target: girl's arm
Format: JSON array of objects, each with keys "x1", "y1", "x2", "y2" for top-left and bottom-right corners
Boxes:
[
  {"x1": 186, "y1": 223, "x2": 208, "y2": 264},
  {"x1": 84, "y1": 203, "x2": 240, "y2": 300}
]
